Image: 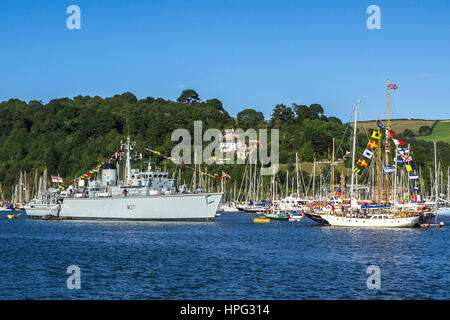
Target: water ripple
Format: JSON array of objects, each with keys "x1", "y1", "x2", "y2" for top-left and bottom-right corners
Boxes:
[{"x1": 0, "y1": 213, "x2": 448, "y2": 299}]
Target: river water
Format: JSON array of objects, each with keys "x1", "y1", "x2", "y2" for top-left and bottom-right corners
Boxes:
[{"x1": 0, "y1": 211, "x2": 448, "y2": 299}]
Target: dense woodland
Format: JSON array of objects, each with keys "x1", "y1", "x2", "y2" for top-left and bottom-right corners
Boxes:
[{"x1": 0, "y1": 89, "x2": 449, "y2": 199}]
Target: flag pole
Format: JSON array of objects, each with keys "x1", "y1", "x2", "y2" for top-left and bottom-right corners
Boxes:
[
  {"x1": 340, "y1": 167, "x2": 344, "y2": 204},
  {"x1": 377, "y1": 114, "x2": 381, "y2": 206},
  {"x1": 331, "y1": 138, "x2": 335, "y2": 197},
  {"x1": 385, "y1": 80, "x2": 390, "y2": 206},
  {"x1": 350, "y1": 103, "x2": 358, "y2": 215}
]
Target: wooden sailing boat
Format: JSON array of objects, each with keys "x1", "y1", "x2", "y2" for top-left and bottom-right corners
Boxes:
[{"x1": 305, "y1": 86, "x2": 421, "y2": 227}]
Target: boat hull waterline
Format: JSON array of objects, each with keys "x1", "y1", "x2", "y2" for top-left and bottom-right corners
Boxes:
[{"x1": 305, "y1": 213, "x2": 420, "y2": 228}]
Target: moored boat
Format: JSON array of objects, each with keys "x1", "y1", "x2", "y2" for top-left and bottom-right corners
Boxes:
[
  {"x1": 305, "y1": 92, "x2": 425, "y2": 228},
  {"x1": 25, "y1": 136, "x2": 223, "y2": 221}
]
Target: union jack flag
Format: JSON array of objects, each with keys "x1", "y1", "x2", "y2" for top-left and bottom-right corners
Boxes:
[
  {"x1": 388, "y1": 84, "x2": 398, "y2": 90},
  {"x1": 400, "y1": 153, "x2": 412, "y2": 162}
]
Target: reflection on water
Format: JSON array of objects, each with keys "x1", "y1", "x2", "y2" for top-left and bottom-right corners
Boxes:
[{"x1": 0, "y1": 212, "x2": 448, "y2": 299}]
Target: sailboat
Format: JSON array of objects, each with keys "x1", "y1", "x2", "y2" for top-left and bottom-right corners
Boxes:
[{"x1": 305, "y1": 83, "x2": 421, "y2": 227}]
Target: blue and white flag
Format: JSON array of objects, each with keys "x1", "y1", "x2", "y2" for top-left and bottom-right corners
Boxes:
[
  {"x1": 384, "y1": 166, "x2": 394, "y2": 174},
  {"x1": 412, "y1": 185, "x2": 420, "y2": 191},
  {"x1": 409, "y1": 175, "x2": 419, "y2": 181},
  {"x1": 362, "y1": 149, "x2": 373, "y2": 159},
  {"x1": 376, "y1": 120, "x2": 387, "y2": 131}
]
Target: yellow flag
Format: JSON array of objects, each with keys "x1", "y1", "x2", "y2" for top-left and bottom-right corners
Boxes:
[
  {"x1": 371, "y1": 130, "x2": 381, "y2": 139},
  {"x1": 405, "y1": 165, "x2": 412, "y2": 172}
]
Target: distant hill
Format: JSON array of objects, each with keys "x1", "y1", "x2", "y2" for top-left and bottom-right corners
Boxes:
[
  {"x1": 356, "y1": 119, "x2": 438, "y2": 135},
  {"x1": 353, "y1": 119, "x2": 450, "y2": 143},
  {"x1": 418, "y1": 121, "x2": 450, "y2": 144}
]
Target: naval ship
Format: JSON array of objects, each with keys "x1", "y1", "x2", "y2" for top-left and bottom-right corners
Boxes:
[{"x1": 25, "y1": 137, "x2": 222, "y2": 221}]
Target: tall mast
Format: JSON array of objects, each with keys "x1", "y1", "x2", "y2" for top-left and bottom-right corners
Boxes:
[
  {"x1": 385, "y1": 80, "x2": 391, "y2": 205},
  {"x1": 434, "y1": 142, "x2": 438, "y2": 223},
  {"x1": 125, "y1": 136, "x2": 132, "y2": 183},
  {"x1": 312, "y1": 158, "x2": 316, "y2": 200},
  {"x1": 447, "y1": 167, "x2": 450, "y2": 201},
  {"x1": 350, "y1": 103, "x2": 358, "y2": 214},
  {"x1": 331, "y1": 138, "x2": 335, "y2": 197},
  {"x1": 377, "y1": 115, "x2": 382, "y2": 205},
  {"x1": 286, "y1": 170, "x2": 289, "y2": 198},
  {"x1": 295, "y1": 153, "x2": 300, "y2": 195},
  {"x1": 393, "y1": 144, "x2": 398, "y2": 209}
]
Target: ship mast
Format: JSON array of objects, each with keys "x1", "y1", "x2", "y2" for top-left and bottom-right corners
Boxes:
[
  {"x1": 350, "y1": 103, "x2": 358, "y2": 214},
  {"x1": 434, "y1": 142, "x2": 438, "y2": 223},
  {"x1": 124, "y1": 136, "x2": 132, "y2": 183},
  {"x1": 312, "y1": 158, "x2": 316, "y2": 200},
  {"x1": 331, "y1": 138, "x2": 335, "y2": 197},
  {"x1": 385, "y1": 80, "x2": 391, "y2": 205},
  {"x1": 377, "y1": 115, "x2": 382, "y2": 205}
]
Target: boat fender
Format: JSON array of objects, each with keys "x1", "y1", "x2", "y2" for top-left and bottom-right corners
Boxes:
[
  {"x1": 417, "y1": 207, "x2": 422, "y2": 212},
  {"x1": 129, "y1": 179, "x2": 133, "y2": 184}
]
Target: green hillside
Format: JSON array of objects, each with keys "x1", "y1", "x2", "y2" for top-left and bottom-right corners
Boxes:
[
  {"x1": 357, "y1": 119, "x2": 438, "y2": 135},
  {"x1": 418, "y1": 121, "x2": 450, "y2": 144},
  {"x1": 0, "y1": 92, "x2": 449, "y2": 199},
  {"x1": 357, "y1": 119, "x2": 450, "y2": 144}
]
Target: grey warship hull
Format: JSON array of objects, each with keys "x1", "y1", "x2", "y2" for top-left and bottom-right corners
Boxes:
[{"x1": 26, "y1": 193, "x2": 222, "y2": 221}]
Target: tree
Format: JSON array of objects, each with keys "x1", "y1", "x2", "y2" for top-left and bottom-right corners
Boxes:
[
  {"x1": 418, "y1": 125, "x2": 432, "y2": 136},
  {"x1": 293, "y1": 104, "x2": 310, "y2": 123},
  {"x1": 271, "y1": 104, "x2": 294, "y2": 124},
  {"x1": 293, "y1": 103, "x2": 325, "y2": 122},
  {"x1": 177, "y1": 89, "x2": 200, "y2": 104},
  {"x1": 327, "y1": 116, "x2": 342, "y2": 124},
  {"x1": 403, "y1": 128, "x2": 414, "y2": 137},
  {"x1": 237, "y1": 109, "x2": 264, "y2": 128},
  {"x1": 309, "y1": 104, "x2": 324, "y2": 120},
  {"x1": 44, "y1": 147, "x2": 60, "y2": 174}
]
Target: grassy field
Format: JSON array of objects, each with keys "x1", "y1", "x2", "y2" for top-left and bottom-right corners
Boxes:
[
  {"x1": 280, "y1": 119, "x2": 450, "y2": 175},
  {"x1": 357, "y1": 119, "x2": 438, "y2": 135},
  {"x1": 418, "y1": 120, "x2": 450, "y2": 144}
]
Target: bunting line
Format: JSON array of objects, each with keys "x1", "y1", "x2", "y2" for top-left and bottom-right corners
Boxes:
[{"x1": 145, "y1": 148, "x2": 230, "y2": 180}]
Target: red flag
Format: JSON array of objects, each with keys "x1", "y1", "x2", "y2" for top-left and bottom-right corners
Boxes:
[
  {"x1": 368, "y1": 140, "x2": 379, "y2": 149},
  {"x1": 222, "y1": 171, "x2": 231, "y2": 178},
  {"x1": 388, "y1": 131, "x2": 397, "y2": 137},
  {"x1": 357, "y1": 158, "x2": 368, "y2": 168},
  {"x1": 392, "y1": 138, "x2": 405, "y2": 146}
]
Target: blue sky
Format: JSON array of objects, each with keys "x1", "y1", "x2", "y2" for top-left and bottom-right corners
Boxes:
[{"x1": 0, "y1": 0, "x2": 449, "y2": 122}]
